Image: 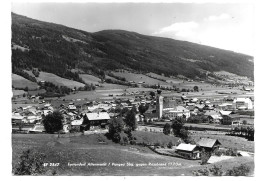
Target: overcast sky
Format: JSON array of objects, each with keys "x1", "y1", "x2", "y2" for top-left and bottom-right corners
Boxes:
[{"x1": 11, "y1": 3, "x2": 254, "y2": 55}]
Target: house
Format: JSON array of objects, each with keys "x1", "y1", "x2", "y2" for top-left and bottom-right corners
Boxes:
[
  {"x1": 207, "y1": 115, "x2": 222, "y2": 124},
  {"x1": 25, "y1": 115, "x2": 42, "y2": 124},
  {"x1": 219, "y1": 110, "x2": 232, "y2": 116},
  {"x1": 233, "y1": 98, "x2": 253, "y2": 110},
  {"x1": 70, "y1": 118, "x2": 84, "y2": 131},
  {"x1": 191, "y1": 98, "x2": 199, "y2": 103},
  {"x1": 12, "y1": 113, "x2": 25, "y2": 124},
  {"x1": 197, "y1": 138, "x2": 221, "y2": 152},
  {"x1": 204, "y1": 110, "x2": 222, "y2": 123},
  {"x1": 181, "y1": 96, "x2": 189, "y2": 103},
  {"x1": 43, "y1": 110, "x2": 53, "y2": 116},
  {"x1": 68, "y1": 104, "x2": 77, "y2": 112},
  {"x1": 195, "y1": 104, "x2": 205, "y2": 111},
  {"x1": 218, "y1": 103, "x2": 234, "y2": 110},
  {"x1": 28, "y1": 124, "x2": 45, "y2": 133},
  {"x1": 83, "y1": 112, "x2": 111, "y2": 130},
  {"x1": 175, "y1": 143, "x2": 201, "y2": 160},
  {"x1": 222, "y1": 114, "x2": 241, "y2": 126},
  {"x1": 163, "y1": 106, "x2": 190, "y2": 119}
]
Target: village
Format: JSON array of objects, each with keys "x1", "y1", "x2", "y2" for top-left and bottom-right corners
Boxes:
[{"x1": 12, "y1": 80, "x2": 254, "y2": 172}]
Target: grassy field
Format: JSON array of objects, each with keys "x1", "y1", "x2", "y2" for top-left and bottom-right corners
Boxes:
[
  {"x1": 12, "y1": 89, "x2": 27, "y2": 97},
  {"x1": 97, "y1": 83, "x2": 128, "y2": 90},
  {"x1": 112, "y1": 71, "x2": 166, "y2": 85},
  {"x1": 132, "y1": 131, "x2": 179, "y2": 145},
  {"x1": 12, "y1": 74, "x2": 39, "y2": 90},
  {"x1": 79, "y1": 74, "x2": 101, "y2": 84},
  {"x1": 12, "y1": 132, "x2": 254, "y2": 176},
  {"x1": 25, "y1": 71, "x2": 85, "y2": 89}
]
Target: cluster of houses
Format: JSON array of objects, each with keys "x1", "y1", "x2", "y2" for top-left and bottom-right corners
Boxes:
[{"x1": 12, "y1": 91, "x2": 254, "y2": 133}]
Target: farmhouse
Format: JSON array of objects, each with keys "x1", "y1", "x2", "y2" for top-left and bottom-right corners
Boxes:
[
  {"x1": 197, "y1": 138, "x2": 221, "y2": 152},
  {"x1": 71, "y1": 118, "x2": 84, "y2": 131},
  {"x1": 175, "y1": 143, "x2": 200, "y2": 160},
  {"x1": 84, "y1": 112, "x2": 111, "y2": 129},
  {"x1": 222, "y1": 114, "x2": 241, "y2": 126}
]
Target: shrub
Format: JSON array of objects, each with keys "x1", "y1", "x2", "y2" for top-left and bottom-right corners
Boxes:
[
  {"x1": 214, "y1": 149, "x2": 225, "y2": 156},
  {"x1": 130, "y1": 140, "x2": 136, "y2": 145},
  {"x1": 225, "y1": 148, "x2": 238, "y2": 156},
  {"x1": 193, "y1": 165, "x2": 224, "y2": 176},
  {"x1": 167, "y1": 141, "x2": 173, "y2": 149},
  {"x1": 112, "y1": 132, "x2": 121, "y2": 143},
  {"x1": 193, "y1": 168, "x2": 210, "y2": 176},
  {"x1": 120, "y1": 136, "x2": 129, "y2": 146},
  {"x1": 14, "y1": 149, "x2": 46, "y2": 175},
  {"x1": 209, "y1": 165, "x2": 224, "y2": 176},
  {"x1": 225, "y1": 164, "x2": 251, "y2": 176}
]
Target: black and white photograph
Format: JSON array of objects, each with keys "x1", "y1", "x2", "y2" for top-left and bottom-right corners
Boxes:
[{"x1": 6, "y1": 0, "x2": 257, "y2": 177}]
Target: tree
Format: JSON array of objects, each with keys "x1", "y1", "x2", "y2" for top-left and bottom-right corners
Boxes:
[
  {"x1": 149, "y1": 91, "x2": 155, "y2": 98},
  {"x1": 171, "y1": 117, "x2": 185, "y2": 137},
  {"x1": 14, "y1": 149, "x2": 46, "y2": 175},
  {"x1": 138, "y1": 104, "x2": 149, "y2": 115},
  {"x1": 108, "y1": 117, "x2": 125, "y2": 142},
  {"x1": 193, "y1": 86, "x2": 199, "y2": 92},
  {"x1": 42, "y1": 111, "x2": 63, "y2": 134},
  {"x1": 201, "y1": 148, "x2": 211, "y2": 165},
  {"x1": 179, "y1": 128, "x2": 189, "y2": 141},
  {"x1": 163, "y1": 123, "x2": 171, "y2": 135},
  {"x1": 125, "y1": 108, "x2": 137, "y2": 131}
]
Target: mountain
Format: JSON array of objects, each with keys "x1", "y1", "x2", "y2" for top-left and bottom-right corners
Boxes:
[{"x1": 11, "y1": 13, "x2": 254, "y2": 82}]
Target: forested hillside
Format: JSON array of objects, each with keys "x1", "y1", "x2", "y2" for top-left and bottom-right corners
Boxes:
[{"x1": 12, "y1": 13, "x2": 254, "y2": 81}]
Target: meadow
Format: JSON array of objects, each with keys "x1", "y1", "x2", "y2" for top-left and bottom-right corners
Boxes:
[
  {"x1": 12, "y1": 74, "x2": 39, "y2": 90},
  {"x1": 12, "y1": 132, "x2": 254, "y2": 176}
]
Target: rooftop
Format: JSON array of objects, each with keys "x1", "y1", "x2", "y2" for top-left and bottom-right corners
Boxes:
[
  {"x1": 176, "y1": 143, "x2": 197, "y2": 152},
  {"x1": 197, "y1": 138, "x2": 221, "y2": 148}
]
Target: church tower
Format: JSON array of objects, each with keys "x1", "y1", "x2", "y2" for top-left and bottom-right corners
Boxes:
[{"x1": 156, "y1": 94, "x2": 164, "y2": 119}]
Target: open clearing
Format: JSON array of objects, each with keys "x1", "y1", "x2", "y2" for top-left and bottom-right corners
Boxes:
[
  {"x1": 12, "y1": 74, "x2": 39, "y2": 90},
  {"x1": 12, "y1": 132, "x2": 254, "y2": 176}
]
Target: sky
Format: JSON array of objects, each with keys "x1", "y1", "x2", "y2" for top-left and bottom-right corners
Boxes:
[{"x1": 11, "y1": 2, "x2": 255, "y2": 56}]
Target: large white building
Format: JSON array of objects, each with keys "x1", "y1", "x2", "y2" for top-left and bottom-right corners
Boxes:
[
  {"x1": 233, "y1": 98, "x2": 253, "y2": 110},
  {"x1": 163, "y1": 106, "x2": 191, "y2": 119}
]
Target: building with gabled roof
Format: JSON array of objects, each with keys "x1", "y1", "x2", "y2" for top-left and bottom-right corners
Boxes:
[
  {"x1": 83, "y1": 112, "x2": 111, "y2": 130},
  {"x1": 197, "y1": 138, "x2": 221, "y2": 152},
  {"x1": 175, "y1": 143, "x2": 201, "y2": 160}
]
